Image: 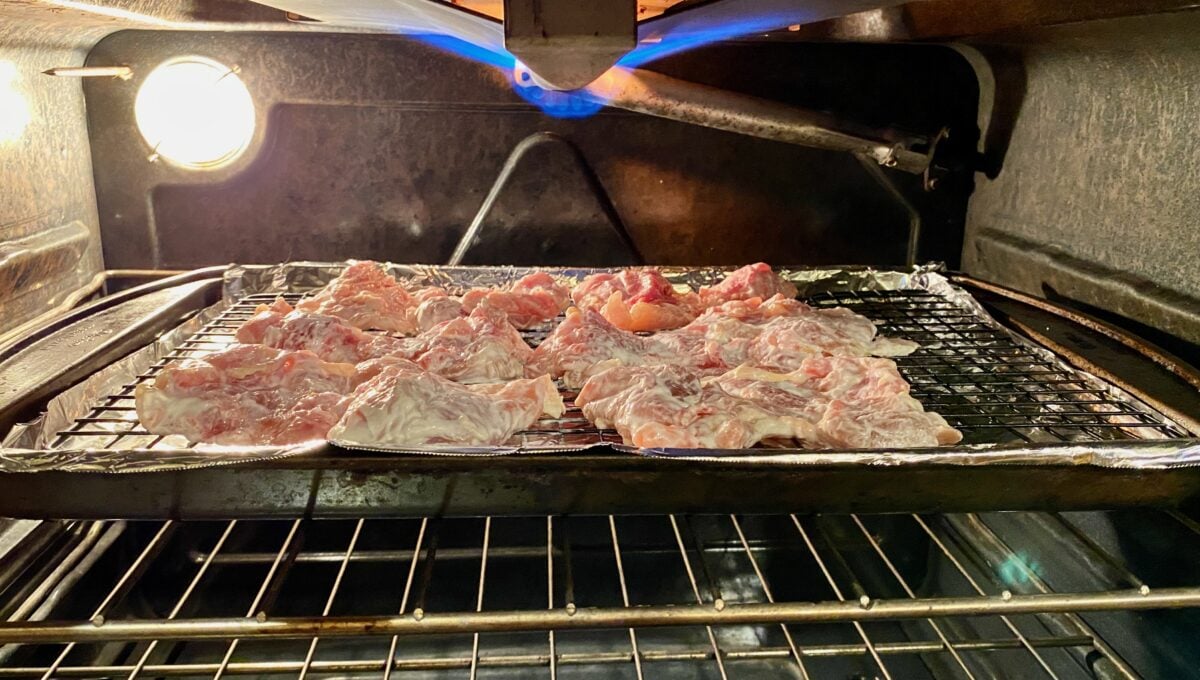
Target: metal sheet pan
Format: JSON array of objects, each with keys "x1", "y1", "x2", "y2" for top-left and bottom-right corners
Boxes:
[{"x1": 1, "y1": 262, "x2": 1196, "y2": 480}]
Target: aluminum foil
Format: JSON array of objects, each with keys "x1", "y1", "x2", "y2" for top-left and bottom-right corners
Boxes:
[
  {"x1": 223, "y1": 262, "x2": 920, "y2": 300},
  {"x1": 3, "y1": 261, "x2": 1196, "y2": 474},
  {"x1": 0, "y1": 300, "x2": 324, "y2": 472}
]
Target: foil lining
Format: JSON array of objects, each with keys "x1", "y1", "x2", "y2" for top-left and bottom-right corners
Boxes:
[
  {"x1": 0, "y1": 301, "x2": 324, "y2": 473},
  {"x1": 2, "y1": 261, "x2": 1196, "y2": 474}
]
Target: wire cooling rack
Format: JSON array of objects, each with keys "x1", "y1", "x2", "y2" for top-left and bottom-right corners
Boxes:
[{"x1": 48, "y1": 288, "x2": 1187, "y2": 453}]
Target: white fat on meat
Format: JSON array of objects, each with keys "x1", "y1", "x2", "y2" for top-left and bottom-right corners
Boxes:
[
  {"x1": 527, "y1": 308, "x2": 691, "y2": 389},
  {"x1": 532, "y1": 294, "x2": 916, "y2": 388},
  {"x1": 461, "y1": 272, "x2": 572, "y2": 328},
  {"x1": 135, "y1": 344, "x2": 359, "y2": 445},
  {"x1": 713, "y1": 358, "x2": 962, "y2": 448},
  {"x1": 239, "y1": 301, "x2": 532, "y2": 383},
  {"x1": 414, "y1": 295, "x2": 464, "y2": 331},
  {"x1": 577, "y1": 357, "x2": 961, "y2": 450},
  {"x1": 237, "y1": 298, "x2": 407, "y2": 363},
  {"x1": 404, "y1": 305, "x2": 532, "y2": 383},
  {"x1": 673, "y1": 296, "x2": 918, "y2": 371},
  {"x1": 295, "y1": 260, "x2": 426, "y2": 333},
  {"x1": 329, "y1": 366, "x2": 564, "y2": 448},
  {"x1": 575, "y1": 365, "x2": 816, "y2": 449}
]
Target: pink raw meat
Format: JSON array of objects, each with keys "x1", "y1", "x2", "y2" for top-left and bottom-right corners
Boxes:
[
  {"x1": 699, "y1": 263, "x2": 798, "y2": 307},
  {"x1": 329, "y1": 366, "x2": 564, "y2": 448},
  {"x1": 462, "y1": 272, "x2": 572, "y2": 328},
  {"x1": 405, "y1": 306, "x2": 533, "y2": 383},
  {"x1": 135, "y1": 344, "x2": 358, "y2": 445},
  {"x1": 578, "y1": 358, "x2": 959, "y2": 450},
  {"x1": 237, "y1": 299, "x2": 406, "y2": 364},
  {"x1": 527, "y1": 308, "x2": 689, "y2": 388},
  {"x1": 571, "y1": 270, "x2": 701, "y2": 332},
  {"x1": 669, "y1": 295, "x2": 917, "y2": 371},
  {"x1": 575, "y1": 364, "x2": 815, "y2": 449},
  {"x1": 713, "y1": 358, "x2": 962, "y2": 448},
  {"x1": 239, "y1": 302, "x2": 532, "y2": 383},
  {"x1": 295, "y1": 261, "x2": 422, "y2": 333},
  {"x1": 532, "y1": 293, "x2": 916, "y2": 388},
  {"x1": 414, "y1": 295, "x2": 464, "y2": 332}
]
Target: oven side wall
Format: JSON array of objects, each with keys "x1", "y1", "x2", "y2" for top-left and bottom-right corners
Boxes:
[
  {"x1": 0, "y1": 18, "x2": 105, "y2": 336},
  {"x1": 962, "y1": 11, "x2": 1200, "y2": 349}
]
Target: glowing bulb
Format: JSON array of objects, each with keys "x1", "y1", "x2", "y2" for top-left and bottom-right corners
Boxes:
[
  {"x1": 0, "y1": 61, "x2": 31, "y2": 144},
  {"x1": 134, "y1": 57, "x2": 255, "y2": 168}
]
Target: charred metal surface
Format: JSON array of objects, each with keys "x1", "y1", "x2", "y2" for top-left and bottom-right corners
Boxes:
[
  {"x1": 0, "y1": 454, "x2": 1198, "y2": 519},
  {"x1": 83, "y1": 32, "x2": 977, "y2": 269},
  {"x1": 959, "y1": 276, "x2": 1200, "y2": 434}
]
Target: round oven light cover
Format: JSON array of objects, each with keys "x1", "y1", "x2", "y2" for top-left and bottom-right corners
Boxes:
[{"x1": 134, "y1": 56, "x2": 255, "y2": 169}]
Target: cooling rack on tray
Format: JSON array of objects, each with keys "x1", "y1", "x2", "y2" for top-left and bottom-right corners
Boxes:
[{"x1": 46, "y1": 287, "x2": 1188, "y2": 455}]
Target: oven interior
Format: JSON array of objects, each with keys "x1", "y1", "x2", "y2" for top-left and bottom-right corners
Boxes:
[{"x1": 2, "y1": 0, "x2": 1200, "y2": 677}]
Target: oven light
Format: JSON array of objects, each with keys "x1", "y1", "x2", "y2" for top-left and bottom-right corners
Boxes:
[
  {"x1": 134, "y1": 57, "x2": 254, "y2": 169},
  {"x1": 0, "y1": 61, "x2": 31, "y2": 144}
]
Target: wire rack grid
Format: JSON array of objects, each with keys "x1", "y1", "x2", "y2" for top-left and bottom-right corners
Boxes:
[{"x1": 46, "y1": 287, "x2": 1189, "y2": 453}]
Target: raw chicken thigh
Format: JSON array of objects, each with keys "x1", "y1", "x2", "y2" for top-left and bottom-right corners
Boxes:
[
  {"x1": 329, "y1": 365, "x2": 564, "y2": 448},
  {"x1": 461, "y1": 272, "x2": 571, "y2": 328},
  {"x1": 295, "y1": 261, "x2": 424, "y2": 333},
  {"x1": 135, "y1": 344, "x2": 357, "y2": 445},
  {"x1": 570, "y1": 269, "x2": 700, "y2": 332}
]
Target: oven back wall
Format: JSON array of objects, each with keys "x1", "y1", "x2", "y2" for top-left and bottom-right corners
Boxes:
[{"x1": 84, "y1": 31, "x2": 976, "y2": 269}]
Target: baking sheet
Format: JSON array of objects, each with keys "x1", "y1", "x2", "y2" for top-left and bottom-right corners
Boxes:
[{"x1": 2, "y1": 262, "x2": 1196, "y2": 473}]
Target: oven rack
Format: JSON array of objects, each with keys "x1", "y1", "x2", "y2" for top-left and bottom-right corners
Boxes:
[
  {"x1": 48, "y1": 289, "x2": 1188, "y2": 453},
  {"x1": 1, "y1": 510, "x2": 1199, "y2": 678}
]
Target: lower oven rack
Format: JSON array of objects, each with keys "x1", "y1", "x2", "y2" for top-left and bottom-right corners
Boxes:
[{"x1": 1, "y1": 509, "x2": 1199, "y2": 678}]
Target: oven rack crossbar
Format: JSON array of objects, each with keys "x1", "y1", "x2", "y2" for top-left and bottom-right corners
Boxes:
[
  {"x1": 48, "y1": 289, "x2": 1189, "y2": 453},
  {"x1": 5, "y1": 510, "x2": 1200, "y2": 679},
  {"x1": 2, "y1": 587, "x2": 1196, "y2": 644},
  {"x1": 0, "y1": 636, "x2": 1102, "y2": 678}
]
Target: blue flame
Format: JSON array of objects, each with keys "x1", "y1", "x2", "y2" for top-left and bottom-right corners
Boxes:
[
  {"x1": 509, "y1": 68, "x2": 606, "y2": 119},
  {"x1": 409, "y1": 10, "x2": 800, "y2": 119},
  {"x1": 621, "y1": 13, "x2": 799, "y2": 68},
  {"x1": 410, "y1": 33, "x2": 605, "y2": 118}
]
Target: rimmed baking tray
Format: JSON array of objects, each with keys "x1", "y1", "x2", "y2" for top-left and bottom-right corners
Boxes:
[{"x1": 1, "y1": 263, "x2": 1197, "y2": 518}]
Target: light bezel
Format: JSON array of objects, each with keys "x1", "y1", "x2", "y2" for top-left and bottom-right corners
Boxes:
[{"x1": 133, "y1": 56, "x2": 256, "y2": 170}]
